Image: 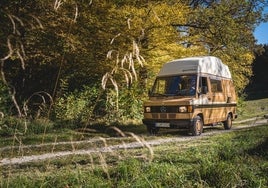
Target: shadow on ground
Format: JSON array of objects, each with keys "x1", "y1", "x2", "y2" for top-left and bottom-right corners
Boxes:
[{"x1": 76, "y1": 123, "x2": 228, "y2": 138}]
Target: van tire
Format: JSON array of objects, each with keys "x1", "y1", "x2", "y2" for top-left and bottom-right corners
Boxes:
[
  {"x1": 223, "y1": 114, "x2": 232, "y2": 130},
  {"x1": 190, "y1": 116, "x2": 203, "y2": 136}
]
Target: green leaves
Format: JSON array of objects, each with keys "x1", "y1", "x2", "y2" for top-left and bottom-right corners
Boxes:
[
  {"x1": 55, "y1": 85, "x2": 100, "y2": 123},
  {"x1": 0, "y1": 0, "x2": 267, "y2": 119}
]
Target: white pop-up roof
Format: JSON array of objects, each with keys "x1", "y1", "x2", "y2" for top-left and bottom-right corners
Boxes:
[{"x1": 157, "y1": 56, "x2": 232, "y2": 79}]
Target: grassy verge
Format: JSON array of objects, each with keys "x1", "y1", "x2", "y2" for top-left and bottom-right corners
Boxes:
[
  {"x1": 1, "y1": 98, "x2": 267, "y2": 148},
  {"x1": 1, "y1": 98, "x2": 268, "y2": 187},
  {"x1": 1, "y1": 124, "x2": 268, "y2": 187},
  {"x1": 237, "y1": 98, "x2": 268, "y2": 120}
]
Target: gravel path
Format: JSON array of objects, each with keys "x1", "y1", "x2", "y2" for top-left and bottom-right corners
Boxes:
[{"x1": 1, "y1": 118, "x2": 267, "y2": 166}]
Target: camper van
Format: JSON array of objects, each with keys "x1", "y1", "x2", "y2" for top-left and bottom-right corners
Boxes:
[{"x1": 143, "y1": 56, "x2": 237, "y2": 136}]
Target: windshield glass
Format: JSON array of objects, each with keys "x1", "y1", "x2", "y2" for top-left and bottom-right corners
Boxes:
[{"x1": 151, "y1": 75, "x2": 197, "y2": 96}]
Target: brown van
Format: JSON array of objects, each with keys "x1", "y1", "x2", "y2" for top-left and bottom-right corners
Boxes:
[{"x1": 143, "y1": 56, "x2": 237, "y2": 136}]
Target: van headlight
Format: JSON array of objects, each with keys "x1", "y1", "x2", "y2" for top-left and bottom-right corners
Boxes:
[
  {"x1": 145, "y1": 107, "x2": 151, "y2": 113},
  {"x1": 178, "y1": 106, "x2": 187, "y2": 113}
]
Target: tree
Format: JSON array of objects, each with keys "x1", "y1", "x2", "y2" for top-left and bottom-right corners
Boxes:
[
  {"x1": 0, "y1": 0, "x2": 267, "y2": 121},
  {"x1": 0, "y1": 0, "x2": 46, "y2": 116},
  {"x1": 245, "y1": 44, "x2": 268, "y2": 99},
  {"x1": 173, "y1": 0, "x2": 268, "y2": 92}
]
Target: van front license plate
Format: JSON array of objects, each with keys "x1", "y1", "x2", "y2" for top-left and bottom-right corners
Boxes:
[{"x1": 155, "y1": 123, "x2": 170, "y2": 128}]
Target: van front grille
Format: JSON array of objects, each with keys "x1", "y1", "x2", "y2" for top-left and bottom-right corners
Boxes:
[
  {"x1": 151, "y1": 106, "x2": 178, "y2": 113},
  {"x1": 151, "y1": 113, "x2": 176, "y2": 119}
]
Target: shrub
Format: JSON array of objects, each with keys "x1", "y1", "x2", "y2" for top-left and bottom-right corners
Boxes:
[
  {"x1": 105, "y1": 84, "x2": 146, "y2": 122},
  {"x1": 54, "y1": 85, "x2": 100, "y2": 124}
]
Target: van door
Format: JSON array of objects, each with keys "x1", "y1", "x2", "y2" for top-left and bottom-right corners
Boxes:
[
  {"x1": 209, "y1": 77, "x2": 225, "y2": 122},
  {"x1": 198, "y1": 76, "x2": 214, "y2": 124}
]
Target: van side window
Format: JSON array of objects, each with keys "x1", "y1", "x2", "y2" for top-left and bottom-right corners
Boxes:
[
  {"x1": 210, "y1": 79, "x2": 222, "y2": 92},
  {"x1": 199, "y1": 77, "x2": 208, "y2": 94}
]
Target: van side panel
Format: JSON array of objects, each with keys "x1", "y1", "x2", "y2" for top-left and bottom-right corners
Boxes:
[{"x1": 201, "y1": 78, "x2": 237, "y2": 125}]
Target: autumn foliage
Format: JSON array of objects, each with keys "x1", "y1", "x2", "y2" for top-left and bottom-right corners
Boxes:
[{"x1": 0, "y1": 0, "x2": 267, "y2": 122}]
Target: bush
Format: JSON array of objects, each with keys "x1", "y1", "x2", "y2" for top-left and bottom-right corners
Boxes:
[
  {"x1": 54, "y1": 85, "x2": 100, "y2": 124},
  {"x1": 105, "y1": 84, "x2": 146, "y2": 122}
]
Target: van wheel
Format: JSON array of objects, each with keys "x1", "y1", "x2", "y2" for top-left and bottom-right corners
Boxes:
[
  {"x1": 147, "y1": 125, "x2": 159, "y2": 135},
  {"x1": 223, "y1": 114, "x2": 232, "y2": 130},
  {"x1": 190, "y1": 116, "x2": 203, "y2": 136}
]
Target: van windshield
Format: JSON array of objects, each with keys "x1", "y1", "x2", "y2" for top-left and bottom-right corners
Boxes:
[{"x1": 151, "y1": 75, "x2": 197, "y2": 96}]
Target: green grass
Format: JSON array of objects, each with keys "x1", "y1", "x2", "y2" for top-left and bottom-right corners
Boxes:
[
  {"x1": 1, "y1": 98, "x2": 268, "y2": 187},
  {"x1": 237, "y1": 98, "x2": 268, "y2": 120},
  {"x1": 1, "y1": 125, "x2": 268, "y2": 187},
  {"x1": 1, "y1": 97, "x2": 267, "y2": 148}
]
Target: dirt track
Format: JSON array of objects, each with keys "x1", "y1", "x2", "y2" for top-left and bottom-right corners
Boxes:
[{"x1": 0, "y1": 118, "x2": 267, "y2": 166}]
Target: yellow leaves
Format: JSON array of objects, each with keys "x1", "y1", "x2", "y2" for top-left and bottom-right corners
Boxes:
[
  {"x1": 212, "y1": 50, "x2": 254, "y2": 93},
  {"x1": 150, "y1": 3, "x2": 189, "y2": 25},
  {"x1": 111, "y1": 5, "x2": 145, "y2": 32},
  {"x1": 241, "y1": 53, "x2": 254, "y2": 63}
]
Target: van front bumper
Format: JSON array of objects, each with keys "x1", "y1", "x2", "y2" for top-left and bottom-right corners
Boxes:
[{"x1": 142, "y1": 119, "x2": 193, "y2": 129}]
